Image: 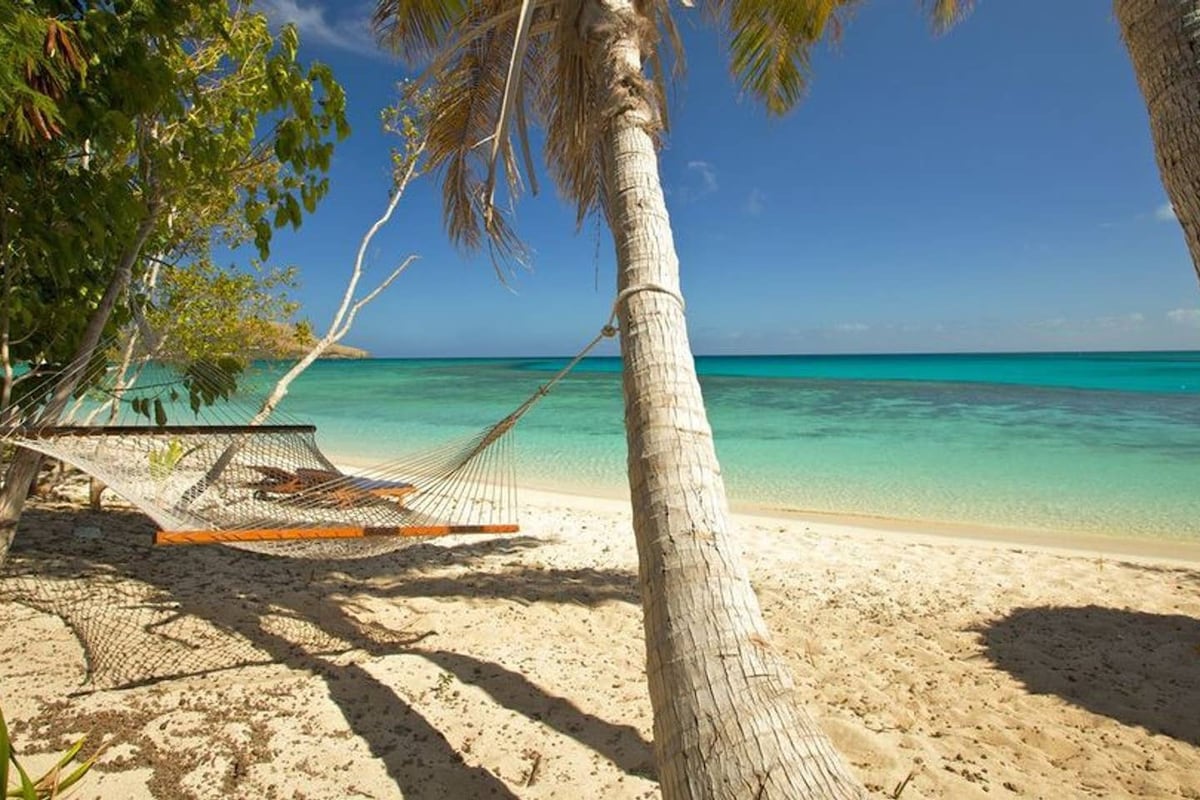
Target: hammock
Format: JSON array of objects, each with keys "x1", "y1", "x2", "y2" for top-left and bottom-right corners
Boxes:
[{"x1": 1, "y1": 323, "x2": 614, "y2": 547}]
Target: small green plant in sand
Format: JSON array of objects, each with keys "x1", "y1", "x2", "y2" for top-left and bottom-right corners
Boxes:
[
  {"x1": 148, "y1": 439, "x2": 200, "y2": 481},
  {"x1": 1, "y1": 703, "x2": 96, "y2": 799}
]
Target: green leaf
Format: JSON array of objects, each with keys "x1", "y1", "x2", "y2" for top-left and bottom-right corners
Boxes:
[
  {"x1": 285, "y1": 194, "x2": 301, "y2": 228},
  {"x1": 10, "y1": 754, "x2": 37, "y2": 800},
  {"x1": 1, "y1": 705, "x2": 11, "y2": 795},
  {"x1": 53, "y1": 752, "x2": 98, "y2": 796},
  {"x1": 2, "y1": 0, "x2": 347, "y2": 403},
  {"x1": 50, "y1": 738, "x2": 85, "y2": 771},
  {"x1": 281, "y1": 24, "x2": 299, "y2": 62}
]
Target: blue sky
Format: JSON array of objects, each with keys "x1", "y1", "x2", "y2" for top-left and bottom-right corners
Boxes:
[{"x1": 250, "y1": 0, "x2": 1200, "y2": 357}]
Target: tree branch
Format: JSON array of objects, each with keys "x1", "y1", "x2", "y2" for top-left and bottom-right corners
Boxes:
[{"x1": 334, "y1": 254, "x2": 419, "y2": 341}]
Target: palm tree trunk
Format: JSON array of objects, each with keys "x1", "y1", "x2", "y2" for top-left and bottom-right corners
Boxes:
[
  {"x1": 583, "y1": 2, "x2": 865, "y2": 797},
  {"x1": 1115, "y1": 0, "x2": 1200, "y2": 285}
]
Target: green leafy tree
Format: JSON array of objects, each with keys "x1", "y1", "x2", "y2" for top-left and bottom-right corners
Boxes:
[
  {"x1": 372, "y1": 0, "x2": 968, "y2": 797},
  {"x1": 0, "y1": 0, "x2": 349, "y2": 561},
  {"x1": 0, "y1": 2, "x2": 88, "y2": 143}
]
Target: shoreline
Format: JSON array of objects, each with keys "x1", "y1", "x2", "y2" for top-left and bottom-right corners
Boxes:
[
  {"x1": 512, "y1": 483, "x2": 1200, "y2": 566},
  {"x1": 328, "y1": 450, "x2": 1200, "y2": 564}
]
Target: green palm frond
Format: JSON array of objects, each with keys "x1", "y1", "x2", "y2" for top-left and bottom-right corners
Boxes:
[{"x1": 709, "y1": 0, "x2": 856, "y2": 116}]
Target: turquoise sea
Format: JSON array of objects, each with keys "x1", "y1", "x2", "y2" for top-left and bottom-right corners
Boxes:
[{"x1": 257, "y1": 351, "x2": 1200, "y2": 542}]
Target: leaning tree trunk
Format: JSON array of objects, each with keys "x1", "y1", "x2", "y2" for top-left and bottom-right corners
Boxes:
[
  {"x1": 1116, "y1": 0, "x2": 1200, "y2": 285},
  {"x1": 583, "y1": 2, "x2": 866, "y2": 798}
]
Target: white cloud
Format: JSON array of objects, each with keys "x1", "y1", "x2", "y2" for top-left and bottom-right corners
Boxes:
[
  {"x1": 1096, "y1": 312, "x2": 1145, "y2": 330},
  {"x1": 256, "y1": 0, "x2": 378, "y2": 55},
  {"x1": 833, "y1": 322, "x2": 870, "y2": 333},
  {"x1": 1167, "y1": 308, "x2": 1200, "y2": 328},
  {"x1": 1027, "y1": 317, "x2": 1067, "y2": 331},
  {"x1": 745, "y1": 188, "x2": 766, "y2": 215},
  {"x1": 1155, "y1": 202, "x2": 1177, "y2": 222},
  {"x1": 1028, "y1": 312, "x2": 1145, "y2": 335},
  {"x1": 686, "y1": 161, "x2": 718, "y2": 194}
]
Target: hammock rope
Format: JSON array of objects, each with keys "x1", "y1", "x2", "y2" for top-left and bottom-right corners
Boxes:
[{"x1": 0, "y1": 286, "x2": 674, "y2": 546}]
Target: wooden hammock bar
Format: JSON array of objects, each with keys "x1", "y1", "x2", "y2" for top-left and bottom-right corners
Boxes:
[{"x1": 155, "y1": 524, "x2": 521, "y2": 546}]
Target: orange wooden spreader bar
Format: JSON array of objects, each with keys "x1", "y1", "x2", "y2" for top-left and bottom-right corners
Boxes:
[{"x1": 155, "y1": 524, "x2": 520, "y2": 546}]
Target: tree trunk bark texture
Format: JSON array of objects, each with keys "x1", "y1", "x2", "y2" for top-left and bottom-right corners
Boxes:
[
  {"x1": 1116, "y1": 0, "x2": 1200, "y2": 284},
  {"x1": 584, "y1": 2, "x2": 866, "y2": 797}
]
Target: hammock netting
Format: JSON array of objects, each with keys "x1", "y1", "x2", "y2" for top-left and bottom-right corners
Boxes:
[
  {"x1": 0, "y1": 298, "x2": 628, "y2": 689},
  {"x1": 1, "y1": 498, "x2": 477, "y2": 689},
  {"x1": 0, "y1": 346, "x2": 521, "y2": 547}
]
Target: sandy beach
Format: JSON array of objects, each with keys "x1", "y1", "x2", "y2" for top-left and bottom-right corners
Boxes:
[{"x1": 2, "y1": 484, "x2": 1198, "y2": 799}]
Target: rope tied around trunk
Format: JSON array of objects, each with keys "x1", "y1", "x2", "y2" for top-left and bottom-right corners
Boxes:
[{"x1": 608, "y1": 282, "x2": 685, "y2": 331}]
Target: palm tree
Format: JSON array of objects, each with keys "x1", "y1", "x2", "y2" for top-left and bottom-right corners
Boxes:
[
  {"x1": 372, "y1": 1, "x2": 969, "y2": 796},
  {"x1": 1115, "y1": 0, "x2": 1200, "y2": 286}
]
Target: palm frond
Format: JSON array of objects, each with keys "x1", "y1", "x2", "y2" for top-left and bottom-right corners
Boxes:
[
  {"x1": 403, "y1": 0, "x2": 552, "y2": 266},
  {"x1": 483, "y1": 0, "x2": 538, "y2": 215},
  {"x1": 711, "y1": 0, "x2": 856, "y2": 116},
  {"x1": 372, "y1": 0, "x2": 470, "y2": 64},
  {"x1": 538, "y1": 0, "x2": 604, "y2": 228},
  {"x1": 924, "y1": 0, "x2": 974, "y2": 34}
]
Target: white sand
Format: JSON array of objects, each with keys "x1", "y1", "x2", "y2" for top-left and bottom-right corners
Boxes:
[{"x1": 2, "y1": 487, "x2": 1198, "y2": 799}]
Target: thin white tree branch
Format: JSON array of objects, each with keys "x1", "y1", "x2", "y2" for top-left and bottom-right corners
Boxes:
[
  {"x1": 251, "y1": 139, "x2": 427, "y2": 425},
  {"x1": 334, "y1": 255, "x2": 419, "y2": 341}
]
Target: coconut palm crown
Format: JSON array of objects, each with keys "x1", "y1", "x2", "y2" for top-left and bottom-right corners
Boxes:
[{"x1": 372, "y1": 0, "x2": 972, "y2": 260}]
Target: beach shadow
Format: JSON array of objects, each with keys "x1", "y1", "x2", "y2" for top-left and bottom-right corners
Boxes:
[
  {"x1": 3, "y1": 504, "x2": 650, "y2": 794},
  {"x1": 417, "y1": 648, "x2": 655, "y2": 779},
  {"x1": 249, "y1": 626, "x2": 520, "y2": 800},
  {"x1": 975, "y1": 605, "x2": 1200, "y2": 744},
  {"x1": 371, "y1": 566, "x2": 638, "y2": 607},
  {"x1": 1110, "y1": 560, "x2": 1200, "y2": 591}
]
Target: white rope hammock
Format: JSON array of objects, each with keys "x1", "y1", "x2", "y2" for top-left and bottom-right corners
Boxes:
[{"x1": 0, "y1": 284, "x2": 681, "y2": 547}]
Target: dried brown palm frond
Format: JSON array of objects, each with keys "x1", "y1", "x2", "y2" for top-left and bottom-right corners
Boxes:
[
  {"x1": 417, "y1": 0, "x2": 532, "y2": 265},
  {"x1": 374, "y1": 0, "x2": 973, "y2": 260},
  {"x1": 373, "y1": 0, "x2": 471, "y2": 65},
  {"x1": 376, "y1": 0, "x2": 686, "y2": 256}
]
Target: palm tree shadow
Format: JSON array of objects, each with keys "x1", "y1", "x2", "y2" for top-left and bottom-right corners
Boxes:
[
  {"x1": 417, "y1": 648, "x2": 655, "y2": 779},
  {"x1": 974, "y1": 605, "x2": 1200, "y2": 745},
  {"x1": 3, "y1": 504, "x2": 651, "y2": 794}
]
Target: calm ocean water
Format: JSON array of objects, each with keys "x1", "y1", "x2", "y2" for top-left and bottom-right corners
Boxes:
[{"x1": 252, "y1": 352, "x2": 1200, "y2": 542}]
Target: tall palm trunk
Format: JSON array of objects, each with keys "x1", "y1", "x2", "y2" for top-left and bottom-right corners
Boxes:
[
  {"x1": 583, "y1": 2, "x2": 865, "y2": 797},
  {"x1": 1116, "y1": 0, "x2": 1200, "y2": 285}
]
